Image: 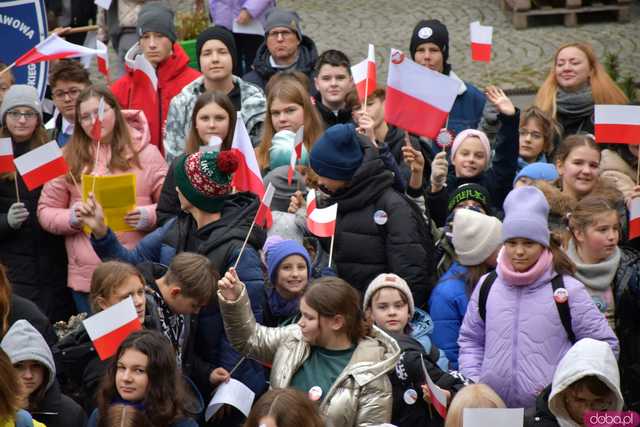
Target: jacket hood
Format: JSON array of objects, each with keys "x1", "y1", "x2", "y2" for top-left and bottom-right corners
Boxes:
[
  {"x1": 0, "y1": 320, "x2": 56, "y2": 391},
  {"x1": 251, "y1": 35, "x2": 318, "y2": 80},
  {"x1": 124, "y1": 41, "x2": 193, "y2": 82},
  {"x1": 548, "y1": 338, "x2": 623, "y2": 427},
  {"x1": 198, "y1": 192, "x2": 267, "y2": 255}
]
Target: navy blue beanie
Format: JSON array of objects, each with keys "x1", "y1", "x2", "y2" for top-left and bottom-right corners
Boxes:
[
  {"x1": 310, "y1": 124, "x2": 364, "y2": 181},
  {"x1": 266, "y1": 240, "x2": 311, "y2": 284}
]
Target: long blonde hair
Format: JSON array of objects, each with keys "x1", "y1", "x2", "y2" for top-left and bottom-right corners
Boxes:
[
  {"x1": 535, "y1": 42, "x2": 628, "y2": 118},
  {"x1": 65, "y1": 85, "x2": 140, "y2": 183},
  {"x1": 256, "y1": 72, "x2": 323, "y2": 171}
]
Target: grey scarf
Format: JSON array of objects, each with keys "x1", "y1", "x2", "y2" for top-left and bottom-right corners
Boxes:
[
  {"x1": 566, "y1": 239, "x2": 620, "y2": 291},
  {"x1": 556, "y1": 85, "x2": 594, "y2": 118}
]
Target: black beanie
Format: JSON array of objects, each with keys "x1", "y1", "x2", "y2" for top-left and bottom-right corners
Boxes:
[
  {"x1": 448, "y1": 183, "x2": 492, "y2": 213},
  {"x1": 136, "y1": 2, "x2": 177, "y2": 43},
  {"x1": 410, "y1": 19, "x2": 450, "y2": 74},
  {"x1": 196, "y1": 26, "x2": 238, "y2": 71}
]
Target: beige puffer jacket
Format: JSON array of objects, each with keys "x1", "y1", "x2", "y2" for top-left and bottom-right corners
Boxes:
[
  {"x1": 219, "y1": 286, "x2": 401, "y2": 427},
  {"x1": 600, "y1": 149, "x2": 636, "y2": 200}
]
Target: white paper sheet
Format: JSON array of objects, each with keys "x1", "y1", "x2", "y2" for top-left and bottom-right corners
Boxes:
[
  {"x1": 232, "y1": 19, "x2": 264, "y2": 36},
  {"x1": 94, "y1": 0, "x2": 112, "y2": 9},
  {"x1": 205, "y1": 378, "x2": 255, "y2": 421},
  {"x1": 463, "y1": 408, "x2": 524, "y2": 427}
]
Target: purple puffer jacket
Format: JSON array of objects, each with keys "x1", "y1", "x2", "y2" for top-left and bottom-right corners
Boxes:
[
  {"x1": 208, "y1": 0, "x2": 275, "y2": 30},
  {"x1": 458, "y1": 265, "x2": 619, "y2": 408}
]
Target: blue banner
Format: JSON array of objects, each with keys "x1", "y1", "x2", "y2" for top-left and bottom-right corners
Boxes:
[{"x1": 0, "y1": 0, "x2": 48, "y2": 99}]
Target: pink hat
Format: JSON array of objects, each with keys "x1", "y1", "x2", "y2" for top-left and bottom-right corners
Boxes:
[{"x1": 450, "y1": 129, "x2": 491, "y2": 167}]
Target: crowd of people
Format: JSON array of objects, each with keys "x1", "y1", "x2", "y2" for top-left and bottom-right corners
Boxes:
[{"x1": 0, "y1": 1, "x2": 638, "y2": 426}]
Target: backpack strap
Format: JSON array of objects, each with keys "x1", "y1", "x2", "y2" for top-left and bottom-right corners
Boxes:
[
  {"x1": 551, "y1": 275, "x2": 576, "y2": 344},
  {"x1": 478, "y1": 271, "x2": 498, "y2": 323}
]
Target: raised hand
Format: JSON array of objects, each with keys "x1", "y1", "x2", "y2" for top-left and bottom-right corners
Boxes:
[
  {"x1": 401, "y1": 134, "x2": 425, "y2": 175},
  {"x1": 485, "y1": 85, "x2": 516, "y2": 116},
  {"x1": 356, "y1": 112, "x2": 378, "y2": 147},
  {"x1": 218, "y1": 267, "x2": 243, "y2": 302},
  {"x1": 288, "y1": 190, "x2": 305, "y2": 214},
  {"x1": 430, "y1": 151, "x2": 449, "y2": 193}
]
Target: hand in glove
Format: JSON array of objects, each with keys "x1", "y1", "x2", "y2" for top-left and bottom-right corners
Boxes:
[{"x1": 7, "y1": 202, "x2": 29, "y2": 229}]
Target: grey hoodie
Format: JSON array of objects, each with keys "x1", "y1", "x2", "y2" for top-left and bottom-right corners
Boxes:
[
  {"x1": 548, "y1": 338, "x2": 624, "y2": 427},
  {"x1": 1, "y1": 319, "x2": 56, "y2": 392}
]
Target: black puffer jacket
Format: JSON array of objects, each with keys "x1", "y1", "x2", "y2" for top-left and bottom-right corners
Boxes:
[
  {"x1": 524, "y1": 386, "x2": 559, "y2": 427},
  {"x1": 243, "y1": 35, "x2": 318, "y2": 90},
  {"x1": 313, "y1": 93, "x2": 353, "y2": 128},
  {"x1": 322, "y1": 144, "x2": 434, "y2": 305},
  {"x1": 9, "y1": 294, "x2": 57, "y2": 346},
  {"x1": 613, "y1": 246, "x2": 640, "y2": 412}
]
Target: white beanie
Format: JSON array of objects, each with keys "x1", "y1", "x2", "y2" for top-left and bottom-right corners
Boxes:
[
  {"x1": 452, "y1": 209, "x2": 502, "y2": 266},
  {"x1": 363, "y1": 273, "x2": 414, "y2": 316}
]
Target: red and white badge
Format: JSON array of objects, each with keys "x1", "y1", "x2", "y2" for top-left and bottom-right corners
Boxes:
[
  {"x1": 554, "y1": 287, "x2": 569, "y2": 304},
  {"x1": 308, "y1": 386, "x2": 323, "y2": 401}
]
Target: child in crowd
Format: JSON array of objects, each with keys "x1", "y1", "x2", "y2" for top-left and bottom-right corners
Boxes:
[
  {"x1": 443, "y1": 384, "x2": 506, "y2": 427},
  {"x1": 427, "y1": 86, "x2": 519, "y2": 215},
  {"x1": 54, "y1": 261, "x2": 152, "y2": 411},
  {"x1": 218, "y1": 270, "x2": 400, "y2": 427},
  {"x1": 0, "y1": 348, "x2": 46, "y2": 427},
  {"x1": 430, "y1": 209, "x2": 502, "y2": 369},
  {"x1": 100, "y1": 404, "x2": 153, "y2": 427},
  {"x1": 1, "y1": 320, "x2": 86, "y2": 427},
  {"x1": 458, "y1": 186, "x2": 618, "y2": 408},
  {"x1": 37, "y1": 85, "x2": 167, "y2": 313},
  {"x1": 363, "y1": 273, "x2": 466, "y2": 427},
  {"x1": 525, "y1": 338, "x2": 623, "y2": 427},
  {"x1": 88, "y1": 330, "x2": 198, "y2": 427},
  {"x1": 513, "y1": 162, "x2": 559, "y2": 188},
  {"x1": 564, "y1": 195, "x2": 640, "y2": 409},
  {"x1": 156, "y1": 91, "x2": 237, "y2": 225},
  {"x1": 518, "y1": 106, "x2": 560, "y2": 170},
  {"x1": 244, "y1": 388, "x2": 325, "y2": 427}
]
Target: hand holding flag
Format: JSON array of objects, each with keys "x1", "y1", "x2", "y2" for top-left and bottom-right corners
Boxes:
[{"x1": 420, "y1": 354, "x2": 449, "y2": 419}]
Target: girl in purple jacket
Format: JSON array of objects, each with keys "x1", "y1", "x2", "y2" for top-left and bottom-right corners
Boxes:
[{"x1": 458, "y1": 186, "x2": 618, "y2": 409}]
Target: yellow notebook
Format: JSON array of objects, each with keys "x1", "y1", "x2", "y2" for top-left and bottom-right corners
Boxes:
[{"x1": 82, "y1": 173, "x2": 136, "y2": 233}]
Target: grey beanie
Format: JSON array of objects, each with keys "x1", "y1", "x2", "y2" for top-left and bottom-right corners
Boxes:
[
  {"x1": 264, "y1": 8, "x2": 303, "y2": 40},
  {"x1": 137, "y1": 2, "x2": 177, "y2": 43},
  {"x1": 0, "y1": 84, "x2": 42, "y2": 126},
  {"x1": 0, "y1": 320, "x2": 56, "y2": 391},
  {"x1": 363, "y1": 273, "x2": 415, "y2": 317}
]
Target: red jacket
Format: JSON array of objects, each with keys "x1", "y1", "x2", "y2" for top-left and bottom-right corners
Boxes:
[{"x1": 111, "y1": 42, "x2": 201, "y2": 155}]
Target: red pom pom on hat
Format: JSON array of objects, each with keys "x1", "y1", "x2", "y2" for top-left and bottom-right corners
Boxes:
[{"x1": 217, "y1": 150, "x2": 239, "y2": 175}]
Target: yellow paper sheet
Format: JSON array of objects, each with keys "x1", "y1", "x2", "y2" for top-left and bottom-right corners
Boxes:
[{"x1": 82, "y1": 173, "x2": 136, "y2": 232}]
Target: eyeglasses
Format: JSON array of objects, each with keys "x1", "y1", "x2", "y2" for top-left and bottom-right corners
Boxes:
[
  {"x1": 6, "y1": 110, "x2": 38, "y2": 121},
  {"x1": 52, "y1": 88, "x2": 83, "y2": 100},
  {"x1": 518, "y1": 128, "x2": 544, "y2": 140},
  {"x1": 268, "y1": 29, "x2": 295, "y2": 40}
]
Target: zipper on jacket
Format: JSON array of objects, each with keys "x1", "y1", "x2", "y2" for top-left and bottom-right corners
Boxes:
[{"x1": 510, "y1": 286, "x2": 523, "y2": 403}]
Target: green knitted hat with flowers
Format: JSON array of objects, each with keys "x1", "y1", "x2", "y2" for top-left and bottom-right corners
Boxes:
[{"x1": 174, "y1": 150, "x2": 239, "y2": 213}]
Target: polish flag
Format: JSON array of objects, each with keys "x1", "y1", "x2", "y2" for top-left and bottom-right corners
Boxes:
[
  {"x1": 470, "y1": 21, "x2": 493, "y2": 63},
  {"x1": 351, "y1": 44, "x2": 377, "y2": 102},
  {"x1": 385, "y1": 49, "x2": 459, "y2": 139},
  {"x1": 91, "y1": 97, "x2": 105, "y2": 142},
  {"x1": 256, "y1": 183, "x2": 275, "y2": 224},
  {"x1": 132, "y1": 55, "x2": 158, "y2": 104},
  {"x1": 231, "y1": 117, "x2": 272, "y2": 228},
  {"x1": 14, "y1": 141, "x2": 68, "y2": 191},
  {"x1": 594, "y1": 105, "x2": 640, "y2": 145},
  {"x1": 96, "y1": 40, "x2": 110, "y2": 80},
  {"x1": 421, "y1": 354, "x2": 448, "y2": 419},
  {"x1": 82, "y1": 296, "x2": 142, "y2": 360},
  {"x1": 629, "y1": 198, "x2": 640, "y2": 240},
  {"x1": 14, "y1": 34, "x2": 99, "y2": 66},
  {"x1": 288, "y1": 127, "x2": 304, "y2": 186},
  {"x1": 0, "y1": 138, "x2": 15, "y2": 173},
  {"x1": 306, "y1": 190, "x2": 338, "y2": 238}
]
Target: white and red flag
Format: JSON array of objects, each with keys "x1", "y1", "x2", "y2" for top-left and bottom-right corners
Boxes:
[
  {"x1": 256, "y1": 182, "x2": 275, "y2": 223},
  {"x1": 629, "y1": 198, "x2": 640, "y2": 240},
  {"x1": 385, "y1": 49, "x2": 459, "y2": 139},
  {"x1": 82, "y1": 296, "x2": 142, "y2": 360},
  {"x1": 231, "y1": 117, "x2": 272, "y2": 228},
  {"x1": 0, "y1": 138, "x2": 15, "y2": 173},
  {"x1": 131, "y1": 55, "x2": 158, "y2": 104},
  {"x1": 14, "y1": 141, "x2": 68, "y2": 191},
  {"x1": 306, "y1": 189, "x2": 338, "y2": 238},
  {"x1": 421, "y1": 354, "x2": 448, "y2": 419},
  {"x1": 91, "y1": 97, "x2": 106, "y2": 142},
  {"x1": 14, "y1": 34, "x2": 100, "y2": 67},
  {"x1": 288, "y1": 127, "x2": 304, "y2": 186},
  {"x1": 470, "y1": 21, "x2": 493, "y2": 63},
  {"x1": 351, "y1": 44, "x2": 377, "y2": 103},
  {"x1": 96, "y1": 40, "x2": 110, "y2": 79},
  {"x1": 594, "y1": 105, "x2": 640, "y2": 145}
]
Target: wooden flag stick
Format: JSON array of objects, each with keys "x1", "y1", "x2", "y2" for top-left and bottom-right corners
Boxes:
[
  {"x1": 14, "y1": 172, "x2": 20, "y2": 203},
  {"x1": 68, "y1": 171, "x2": 82, "y2": 197},
  {"x1": 233, "y1": 218, "x2": 256, "y2": 270},
  {"x1": 0, "y1": 62, "x2": 16, "y2": 78},
  {"x1": 65, "y1": 25, "x2": 99, "y2": 35},
  {"x1": 362, "y1": 74, "x2": 370, "y2": 115},
  {"x1": 91, "y1": 140, "x2": 101, "y2": 194}
]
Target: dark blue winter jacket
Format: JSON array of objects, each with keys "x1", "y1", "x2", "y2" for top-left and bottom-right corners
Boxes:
[{"x1": 447, "y1": 75, "x2": 486, "y2": 134}]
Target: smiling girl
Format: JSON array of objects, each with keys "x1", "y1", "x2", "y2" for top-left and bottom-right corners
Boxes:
[
  {"x1": 218, "y1": 270, "x2": 400, "y2": 427},
  {"x1": 458, "y1": 186, "x2": 618, "y2": 408}
]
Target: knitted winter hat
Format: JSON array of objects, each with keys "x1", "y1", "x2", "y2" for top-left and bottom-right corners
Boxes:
[
  {"x1": 502, "y1": 186, "x2": 550, "y2": 247},
  {"x1": 266, "y1": 239, "x2": 311, "y2": 284},
  {"x1": 196, "y1": 26, "x2": 238, "y2": 70},
  {"x1": 174, "y1": 150, "x2": 239, "y2": 213},
  {"x1": 363, "y1": 273, "x2": 415, "y2": 317},
  {"x1": 264, "y1": 8, "x2": 303, "y2": 40},
  {"x1": 410, "y1": 19, "x2": 450, "y2": 72},
  {"x1": 450, "y1": 129, "x2": 492, "y2": 166},
  {"x1": 452, "y1": 209, "x2": 502, "y2": 266},
  {"x1": 310, "y1": 123, "x2": 363, "y2": 181},
  {"x1": 514, "y1": 162, "x2": 559, "y2": 185},
  {"x1": 263, "y1": 165, "x2": 306, "y2": 212},
  {"x1": 448, "y1": 183, "x2": 492, "y2": 213},
  {"x1": 136, "y1": 2, "x2": 177, "y2": 42},
  {"x1": 0, "y1": 85, "x2": 42, "y2": 125}
]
